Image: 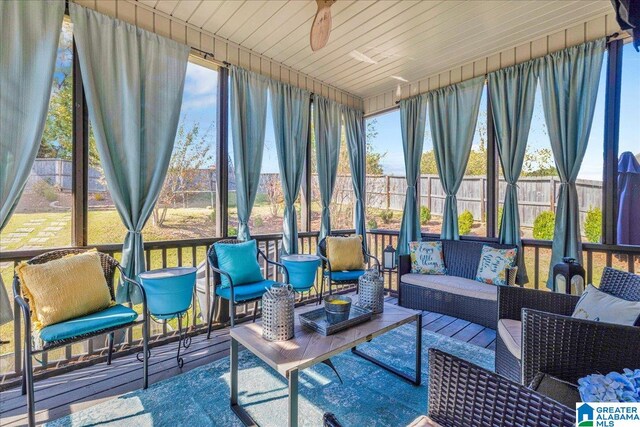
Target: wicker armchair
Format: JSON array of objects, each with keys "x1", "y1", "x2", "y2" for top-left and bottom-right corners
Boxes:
[
  {"x1": 317, "y1": 234, "x2": 379, "y2": 301},
  {"x1": 13, "y1": 249, "x2": 148, "y2": 427},
  {"x1": 323, "y1": 349, "x2": 575, "y2": 427},
  {"x1": 206, "y1": 239, "x2": 288, "y2": 335},
  {"x1": 496, "y1": 267, "x2": 640, "y2": 386},
  {"x1": 426, "y1": 349, "x2": 575, "y2": 427}
]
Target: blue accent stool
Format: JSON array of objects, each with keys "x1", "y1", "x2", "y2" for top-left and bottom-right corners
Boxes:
[
  {"x1": 216, "y1": 280, "x2": 277, "y2": 302},
  {"x1": 39, "y1": 305, "x2": 138, "y2": 343},
  {"x1": 325, "y1": 270, "x2": 366, "y2": 282},
  {"x1": 139, "y1": 267, "x2": 197, "y2": 368},
  {"x1": 282, "y1": 255, "x2": 321, "y2": 292}
]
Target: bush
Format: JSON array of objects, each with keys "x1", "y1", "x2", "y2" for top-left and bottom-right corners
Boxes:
[
  {"x1": 533, "y1": 211, "x2": 555, "y2": 240},
  {"x1": 208, "y1": 209, "x2": 216, "y2": 223},
  {"x1": 584, "y1": 206, "x2": 602, "y2": 243},
  {"x1": 420, "y1": 206, "x2": 431, "y2": 225},
  {"x1": 367, "y1": 218, "x2": 378, "y2": 230},
  {"x1": 379, "y1": 209, "x2": 393, "y2": 224},
  {"x1": 228, "y1": 225, "x2": 238, "y2": 236},
  {"x1": 93, "y1": 192, "x2": 105, "y2": 201},
  {"x1": 34, "y1": 179, "x2": 58, "y2": 202},
  {"x1": 253, "y1": 216, "x2": 264, "y2": 228},
  {"x1": 458, "y1": 210, "x2": 474, "y2": 235}
]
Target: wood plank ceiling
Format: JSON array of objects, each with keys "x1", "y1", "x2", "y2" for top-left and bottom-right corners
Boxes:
[{"x1": 135, "y1": 0, "x2": 613, "y2": 98}]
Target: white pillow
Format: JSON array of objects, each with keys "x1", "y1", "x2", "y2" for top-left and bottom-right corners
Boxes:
[
  {"x1": 475, "y1": 245, "x2": 517, "y2": 286},
  {"x1": 572, "y1": 284, "x2": 640, "y2": 326},
  {"x1": 409, "y1": 241, "x2": 446, "y2": 275}
]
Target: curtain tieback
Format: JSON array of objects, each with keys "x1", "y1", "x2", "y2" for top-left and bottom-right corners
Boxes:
[
  {"x1": 127, "y1": 230, "x2": 142, "y2": 235},
  {"x1": 505, "y1": 182, "x2": 520, "y2": 189}
]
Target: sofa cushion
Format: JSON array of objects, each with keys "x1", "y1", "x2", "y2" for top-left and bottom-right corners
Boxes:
[
  {"x1": 497, "y1": 319, "x2": 522, "y2": 360},
  {"x1": 407, "y1": 416, "x2": 441, "y2": 427},
  {"x1": 324, "y1": 269, "x2": 365, "y2": 282},
  {"x1": 409, "y1": 241, "x2": 446, "y2": 275},
  {"x1": 475, "y1": 245, "x2": 517, "y2": 286},
  {"x1": 214, "y1": 240, "x2": 263, "y2": 287},
  {"x1": 401, "y1": 274, "x2": 498, "y2": 301},
  {"x1": 17, "y1": 250, "x2": 113, "y2": 329},
  {"x1": 215, "y1": 279, "x2": 276, "y2": 302},
  {"x1": 572, "y1": 284, "x2": 640, "y2": 325},
  {"x1": 39, "y1": 304, "x2": 138, "y2": 343}
]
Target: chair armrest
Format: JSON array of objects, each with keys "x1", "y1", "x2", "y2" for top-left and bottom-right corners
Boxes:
[
  {"x1": 497, "y1": 286, "x2": 578, "y2": 322},
  {"x1": 364, "y1": 250, "x2": 380, "y2": 272},
  {"x1": 257, "y1": 248, "x2": 289, "y2": 283},
  {"x1": 117, "y1": 266, "x2": 148, "y2": 317},
  {"x1": 505, "y1": 266, "x2": 518, "y2": 287},
  {"x1": 398, "y1": 254, "x2": 411, "y2": 277},
  {"x1": 209, "y1": 265, "x2": 234, "y2": 288},
  {"x1": 428, "y1": 348, "x2": 575, "y2": 427},
  {"x1": 522, "y1": 308, "x2": 640, "y2": 386}
]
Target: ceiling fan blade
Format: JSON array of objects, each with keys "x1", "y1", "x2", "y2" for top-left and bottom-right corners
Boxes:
[{"x1": 310, "y1": 0, "x2": 335, "y2": 52}]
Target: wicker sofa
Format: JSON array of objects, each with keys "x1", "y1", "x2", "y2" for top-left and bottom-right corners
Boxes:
[
  {"x1": 323, "y1": 349, "x2": 575, "y2": 427},
  {"x1": 398, "y1": 239, "x2": 518, "y2": 329},
  {"x1": 496, "y1": 267, "x2": 640, "y2": 385}
]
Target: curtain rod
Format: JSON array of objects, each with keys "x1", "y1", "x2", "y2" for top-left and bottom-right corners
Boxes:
[{"x1": 393, "y1": 32, "x2": 622, "y2": 105}]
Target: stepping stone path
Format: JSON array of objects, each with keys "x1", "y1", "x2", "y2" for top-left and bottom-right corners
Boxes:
[
  {"x1": 15, "y1": 227, "x2": 35, "y2": 233},
  {"x1": 44, "y1": 227, "x2": 63, "y2": 232}
]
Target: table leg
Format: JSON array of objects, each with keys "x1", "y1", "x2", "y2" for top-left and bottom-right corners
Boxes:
[
  {"x1": 288, "y1": 369, "x2": 299, "y2": 427},
  {"x1": 351, "y1": 313, "x2": 422, "y2": 385},
  {"x1": 230, "y1": 338, "x2": 258, "y2": 426}
]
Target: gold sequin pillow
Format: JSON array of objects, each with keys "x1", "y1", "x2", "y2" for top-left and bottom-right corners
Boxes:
[{"x1": 16, "y1": 250, "x2": 112, "y2": 329}]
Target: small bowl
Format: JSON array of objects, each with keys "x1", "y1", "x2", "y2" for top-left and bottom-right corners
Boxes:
[{"x1": 324, "y1": 295, "x2": 352, "y2": 324}]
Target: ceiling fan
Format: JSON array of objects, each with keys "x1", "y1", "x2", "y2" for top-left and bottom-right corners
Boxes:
[{"x1": 310, "y1": 0, "x2": 336, "y2": 52}]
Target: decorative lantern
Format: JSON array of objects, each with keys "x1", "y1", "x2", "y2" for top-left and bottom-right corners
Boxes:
[
  {"x1": 383, "y1": 245, "x2": 396, "y2": 270},
  {"x1": 553, "y1": 257, "x2": 586, "y2": 295},
  {"x1": 261, "y1": 284, "x2": 295, "y2": 342}
]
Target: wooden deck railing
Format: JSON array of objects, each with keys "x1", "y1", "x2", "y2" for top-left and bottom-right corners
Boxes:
[{"x1": 1, "y1": 229, "x2": 638, "y2": 385}]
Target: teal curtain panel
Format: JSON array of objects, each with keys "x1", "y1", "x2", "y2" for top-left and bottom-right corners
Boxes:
[
  {"x1": 0, "y1": 0, "x2": 65, "y2": 323},
  {"x1": 70, "y1": 3, "x2": 189, "y2": 303},
  {"x1": 270, "y1": 81, "x2": 310, "y2": 255},
  {"x1": 343, "y1": 106, "x2": 368, "y2": 252},
  {"x1": 427, "y1": 76, "x2": 484, "y2": 240},
  {"x1": 313, "y1": 95, "x2": 342, "y2": 240},
  {"x1": 397, "y1": 95, "x2": 427, "y2": 255},
  {"x1": 488, "y1": 62, "x2": 538, "y2": 283},
  {"x1": 537, "y1": 39, "x2": 606, "y2": 290},
  {"x1": 229, "y1": 66, "x2": 269, "y2": 242}
]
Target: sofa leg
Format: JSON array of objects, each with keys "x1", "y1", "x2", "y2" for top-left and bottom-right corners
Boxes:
[
  {"x1": 252, "y1": 300, "x2": 259, "y2": 323},
  {"x1": 206, "y1": 293, "x2": 217, "y2": 340}
]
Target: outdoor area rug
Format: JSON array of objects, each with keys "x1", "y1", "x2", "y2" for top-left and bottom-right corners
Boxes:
[{"x1": 46, "y1": 326, "x2": 494, "y2": 427}]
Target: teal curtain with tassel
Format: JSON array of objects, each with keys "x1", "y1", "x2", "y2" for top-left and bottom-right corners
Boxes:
[
  {"x1": 427, "y1": 77, "x2": 484, "y2": 240},
  {"x1": 230, "y1": 66, "x2": 269, "y2": 241},
  {"x1": 343, "y1": 107, "x2": 368, "y2": 252},
  {"x1": 397, "y1": 95, "x2": 427, "y2": 255},
  {"x1": 0, "y1": 0, "x2": 65, "y2": 323},
  {"x1": 270, "y1": 81, "x2": 310, "y2": 255},
  {"x1": 538, "y1": 39, "x2": 606, "y2": 290},
  {"x1": 70, "y1": 4, "x2": 189, "y2": 303},
  {"x1": 488, "y1": 62, "x2": 537, "y2": 284},
  {"x1": 314, "y1": 95, "x2": 342, "y2": 240}
]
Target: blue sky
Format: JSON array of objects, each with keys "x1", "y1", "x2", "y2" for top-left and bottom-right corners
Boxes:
[
  {"x1": 179, "y1": 44, "x2": 638, "y2": 178},
  {"x1": 366, "y1": 43, "x2": 639, "y2": 180}
]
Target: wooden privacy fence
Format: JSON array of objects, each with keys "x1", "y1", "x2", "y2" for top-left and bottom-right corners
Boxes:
[{"x1": 357, "y1": 174, "x2": 603, "y2": 228}]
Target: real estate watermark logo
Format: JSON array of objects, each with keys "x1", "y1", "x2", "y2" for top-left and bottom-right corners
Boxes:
[{"x1": 576, "y1": 403, "x2": 640, "y2": 427}]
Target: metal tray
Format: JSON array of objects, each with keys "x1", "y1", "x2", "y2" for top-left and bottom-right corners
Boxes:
[{"x1": 299, "y1": 305, "x2": 373, "y2": 336}]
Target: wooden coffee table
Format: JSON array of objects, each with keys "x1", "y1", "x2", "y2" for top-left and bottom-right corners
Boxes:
[{"x1": 229, "y1": 302, "x2": 422, "y2": 427}]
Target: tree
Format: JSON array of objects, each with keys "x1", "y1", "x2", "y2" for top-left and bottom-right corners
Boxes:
[
  {"x1": 263, "y1": 174, "x2": 283, "y2": 217},
  {"x1": 522, "y1": 147, "x2": 558, "y2": 176},
  {"x1": 153, "y1": 120, "x2": 215, "y2": 226}
]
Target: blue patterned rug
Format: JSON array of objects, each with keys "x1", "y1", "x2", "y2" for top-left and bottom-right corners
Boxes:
[{"x1": 46, "y1": 326, "x2": 494, "y2": 427}]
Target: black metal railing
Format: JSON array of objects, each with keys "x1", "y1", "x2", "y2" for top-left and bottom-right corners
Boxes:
[{"x1": 1, "y1": 228, "x2": 637, "y2": 385}]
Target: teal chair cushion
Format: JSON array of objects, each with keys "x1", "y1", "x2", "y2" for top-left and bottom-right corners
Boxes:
[
  {"x1": 216, "y1": 279, "x2": 276, "y2": 302},
  {"x1": 325, "y1": 270, "x2": 366, "y2": 282},
  {"x1": 39, "y1": 304, "x2": 138, "y2": 342},
  {"x1": 214, "y1": 240, "x2": 264, "y2": 287}
]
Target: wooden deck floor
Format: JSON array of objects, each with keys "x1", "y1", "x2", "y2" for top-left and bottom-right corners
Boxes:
[{"x1": 0, "y1": 299, "x2": 495, "y2": 426}]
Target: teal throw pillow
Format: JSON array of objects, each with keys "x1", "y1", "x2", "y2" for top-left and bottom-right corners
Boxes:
[{"x1": 214, "y1": 240, "x2": 263, "y2": 287}]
